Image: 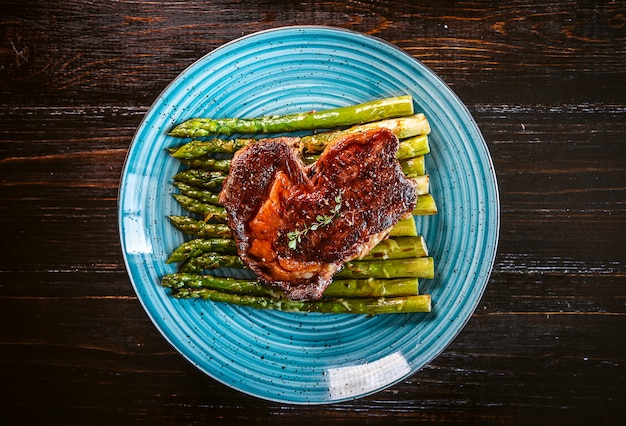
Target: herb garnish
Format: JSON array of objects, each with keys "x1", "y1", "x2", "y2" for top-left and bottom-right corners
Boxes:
[{"x1": 287, "y1": 192, "x2": 343, "y2": 250}]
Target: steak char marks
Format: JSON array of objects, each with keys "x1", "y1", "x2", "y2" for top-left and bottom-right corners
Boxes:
[{"x1": 219, "y1": 128, "x2": 417, "y2": 300}]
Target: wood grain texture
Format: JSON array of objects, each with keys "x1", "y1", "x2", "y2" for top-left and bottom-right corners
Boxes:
[{"x1": 1, "y1": 0, "x2": 625, "y2": 424}]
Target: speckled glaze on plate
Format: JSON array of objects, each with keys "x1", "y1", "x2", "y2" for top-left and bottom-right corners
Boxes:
[{"x1": 118, "y1": 26, "x2": 500, "y2": 404}]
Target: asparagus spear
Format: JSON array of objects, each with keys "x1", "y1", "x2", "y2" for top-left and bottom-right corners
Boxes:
[
  {"x1": 401, "y1": 156, "x2": 425, "y2": 177},
  {"x1": 168, "y1": 233, "x2": 433, "y2": 280},
  {"x1": 174, "y1": 252, "x2": 434, "y2": 280},
  {"x1": 162, "y1": 273, "x2": 271, "y2": 294},
  {"x1": 412, "y1": 194, "x2": 438, "y2": 216},
  {"x1": 168, "y1": 216, "x2": 232, "y2": 238},
  {"x1": 170, "y1": 152, "x2": 425, "y2": 179},
  {"x1": 389, "y1": 216, "x2": 417, "y2": 237},
  {"x1": 181, "y1": 253, "x2": 244, "y2": 273},
  {"x1": 170, "y1": 122, "x2": 429, "y2": 160},
  {"x1": 170, "y1": 138, "x2": 250, "y2": 156},
  {"x1": 177, "y1": 156, "x2": 231, "y2": 172},
  {"x1": 326, "y1": 277, "x2": 419, "y2": 298},
  {"x1": 173, "y1": 194, "x2": 227, "y2": 221},
  {"x1": 298, "y1": 113, "x2": 430, "y2": 153},
  {"x1": 413, "y1": 175, "x2": 430, "y2": 196},
  {"x1": 168, "y1": 95, "x2": 415, "y2": 137},
  {"x1": 174, "y1": 182, "x2": 220, "y2": 205},
  {"x1": 170, "y1": 233, "x2": 428, "y2": 266},
  {"x1": 361, "y1": 236, "x2": 428, "y2": 260},
  {"x1": 162, "y1": 273, "x2": 420, "y2": 298},
  {"x1": 170, "y1": 287, "x2": 432, "y2": 314},
  {"x1": 337, "y1": 257, "x2": 434, "y2": 279},
  {"x1": 166, "y1": 238, "x2": 237, "y2": 263},
  {"x1": 303, "y1": 152, "x2": 427, "y2": 176},
  {"x1": 177, "y1": 234, "x2": 428, "y2": 272},
  {"x1": 397, "y1": 134, "x2": 430, "y2": 160},
  {"x1": 173, "y1": 169, "x2": 225, "y2": 191}
]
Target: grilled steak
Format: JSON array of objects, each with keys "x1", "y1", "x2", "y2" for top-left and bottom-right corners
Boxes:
[{"x1": 219, "y1": 128, "x2": 417, "y2": 300}]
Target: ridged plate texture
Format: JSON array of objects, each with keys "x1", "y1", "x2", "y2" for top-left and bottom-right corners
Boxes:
[{"x1": 118, "y1": 26, "x2": 500, "y2": 404}]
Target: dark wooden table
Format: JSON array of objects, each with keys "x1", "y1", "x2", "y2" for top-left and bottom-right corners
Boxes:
[{"x1": 2, "y1": 1, "x2": 625, "y2": 424}]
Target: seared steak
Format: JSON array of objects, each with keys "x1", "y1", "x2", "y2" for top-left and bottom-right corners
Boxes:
[{"x1": 219, "y1": 128, "x2": 417, "y2": 300}]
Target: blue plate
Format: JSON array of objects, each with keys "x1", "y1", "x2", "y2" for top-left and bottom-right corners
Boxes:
[{"x1": 118, "y1": 26, "x2": 499, "y2": 404}]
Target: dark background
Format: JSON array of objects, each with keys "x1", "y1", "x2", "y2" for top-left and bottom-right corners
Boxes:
[{"x1": 1, "y1": 1, "x2": 625, "y2": 424}]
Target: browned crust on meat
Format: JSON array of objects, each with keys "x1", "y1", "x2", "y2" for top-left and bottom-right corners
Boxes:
[{"x1": 219, "y1": 128, "x2": 417, "y2": 300}]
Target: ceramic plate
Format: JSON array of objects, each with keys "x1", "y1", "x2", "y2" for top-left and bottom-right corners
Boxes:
[{"x1": 118, "y1": 26, "x2": 499, "y2": 404}]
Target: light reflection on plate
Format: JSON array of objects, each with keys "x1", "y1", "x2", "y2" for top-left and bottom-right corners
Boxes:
[{"x1": 118, "y1": 26, "x2": 499, "y2": 404}]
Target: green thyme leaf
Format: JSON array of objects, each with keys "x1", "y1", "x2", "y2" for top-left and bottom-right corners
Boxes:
[{"x1": 286, "y1": 191, "x2": 343, "y2": 250}]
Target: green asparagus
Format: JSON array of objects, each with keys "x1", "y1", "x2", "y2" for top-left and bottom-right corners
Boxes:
[
  {"x1": 171, "y1": 122, "x2": 429, "y2": 160},
  {"x1": 181, "y1": 253, "x2": 244, "y2": 273},
  {"x1": 173, "y1": 194, "x2": 227, "y2": 221},
  {"x1": 298, "y1": 113, "x2": 430, "y2": 153},
  {"x1": 304, "y1": 150, "x2": 427, "y2": 175},
  {"x1": 167, "y1": 248, "x2": 434, "y2": 279},
  {"x1": 173, "y1": 169, "x2": 225, "y2": 191},
  {"x1": 412, "y1": 194, "x2": 438, "y2": 216},
  {"x1": 325, "y1": 277, "x2": 419, "y2": 298},
  {"x1": 162, "y1": 273, "x2": 273, "y2": 294},
  {"x1": 360, "y1": 236, "x2": 428, "y2": 260},
  {"x1": 177, "y1": 156, "x2": 232, "y2": 172},
  {"x1": 168, "y1": 95, "x2": 415, "y2": 137},
  {"x1": 174, "y1": 182, "x2": 220, "y2": 205},
  {"x1": 413, "y1": 175, "x2": 430, "y2": 196},
  {"x1": 168, "y1": 216, "x2": 232, "y2": 238},
  {"x1": 170, "y1": 138, "x2": 251, "y2": 156},
  {"x1": 170, "y1": 287, "x2": 432, "y2": 314},
  {"x1": 176, "y1": 235, "x2": 428, "y2": 272},
  {"x1": 166, "y1": 238, "x2": 238, "y2": 263},
  {"x1": 162, "y1": 273, "x2": 420, "y2": 298},
  {"x1": 171, "y1": 151, "x2": 425, "y2": 177},
  {"x1": 389, "y1": 216, "x2": 417, "y2": 237},
  {"x1": 397, "y1": 134, "x2": 430, "y2": 160},
  {"x1": 337, "y1": 257, "x2": 434, "y2": 279},
  {"x1": 401, "y1": 155, "x2": 425, "y2": 177}
]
